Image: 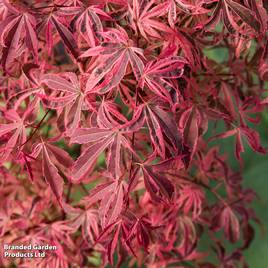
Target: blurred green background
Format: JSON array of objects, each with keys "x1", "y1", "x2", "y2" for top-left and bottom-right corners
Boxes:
[
  {"x1": 204, "y1": 46, "x2": 268, "y2": 267},
  {"x1": 207, "y1": 114, "x2": 268, "y2": 267}
]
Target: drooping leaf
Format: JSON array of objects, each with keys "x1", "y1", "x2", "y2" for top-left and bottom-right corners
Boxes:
[
  {"x1": 142, "y1": 164, "x2": 175, "y2": 202},
  {"x1": 220, "y1": 207, "x2": 240, "y2": 243},
  {"x1": 71, "y1": 135, "x2": 114, "y2": 182},
  {"x1": 1, "y1": 13, "x2": 38, "y2": 70},
  {"x1": 42, "y1": 144, "x2": 64, "y2": 206}
]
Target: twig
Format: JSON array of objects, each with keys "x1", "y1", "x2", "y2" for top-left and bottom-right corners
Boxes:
[{"x1": 20, "y1": 109, "x2": 50, "y2": 148}]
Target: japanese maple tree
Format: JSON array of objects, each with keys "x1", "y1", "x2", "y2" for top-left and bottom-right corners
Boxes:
[{"x1": 0, "y1": 0, "x2": 268, "y2": 267}]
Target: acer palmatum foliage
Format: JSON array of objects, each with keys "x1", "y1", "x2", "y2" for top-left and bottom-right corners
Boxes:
[{"x1": 0, "y1": 0, "x2": 267, "y2": 267}]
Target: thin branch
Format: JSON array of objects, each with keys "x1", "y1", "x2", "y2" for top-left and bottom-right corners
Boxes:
[{"x1": 20, "y1": 109, "x2": 50, "y2": 148}]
